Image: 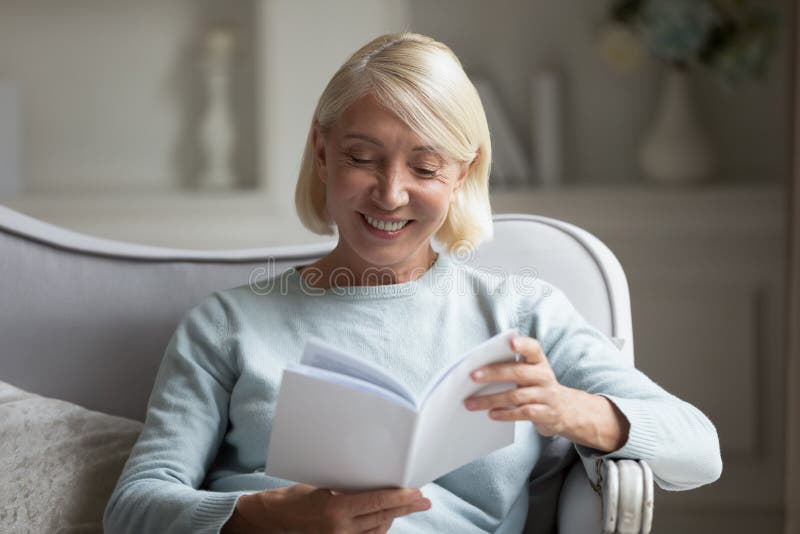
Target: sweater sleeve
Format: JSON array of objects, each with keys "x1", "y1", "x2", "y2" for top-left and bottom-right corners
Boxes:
[
  {"x1": 103, "y1": 292, "x2": 249, "y2": 534},
  {"x1": 517, "y1": 282, "x2": 722, "y2": 491}
]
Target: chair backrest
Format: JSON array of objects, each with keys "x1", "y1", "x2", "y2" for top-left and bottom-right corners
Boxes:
[
  {"x1": 0, "y1": 206, "x2": 633, "y2": 421},
  {"x1": 468, "y1": 214, "x2": 633, "y2": 363}
]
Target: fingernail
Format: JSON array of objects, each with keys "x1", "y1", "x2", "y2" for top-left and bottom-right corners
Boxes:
[
  {"x1": 472, "y1": 370, "x2": 484, "y2": 380},
  {"x1": 511, "y1": 338, "x2": 520, "y2": 350},
  {"x1": 464, "y1": 399, "x2": 476, "y2": 410}
]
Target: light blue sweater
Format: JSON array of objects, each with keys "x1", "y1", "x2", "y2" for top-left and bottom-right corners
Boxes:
[{"x1": 104, "y1": 253, "x2": 721, "y2": 533}]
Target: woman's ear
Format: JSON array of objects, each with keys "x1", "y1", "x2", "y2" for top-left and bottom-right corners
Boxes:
[
  {"x1": 454, "y1": 155, "x2": 476, "y2": 193},
  {"x1": 312, "y1": 122, "x2": 328, "y2": 184}
]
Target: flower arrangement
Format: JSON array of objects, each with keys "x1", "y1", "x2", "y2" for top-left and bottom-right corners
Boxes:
[{"x1": 599, "y1": 0, "x2": 779, "y2": 86}]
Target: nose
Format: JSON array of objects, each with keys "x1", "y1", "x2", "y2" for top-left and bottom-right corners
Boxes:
[{"x1": 371, "y1": 162, "x2": 409, "y2": 211}]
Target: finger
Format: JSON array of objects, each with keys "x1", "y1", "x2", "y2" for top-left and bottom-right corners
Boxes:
[
  {"x1": 471, "y1": 362, "x2": 541, "y2": 385},
  {"x1": 342, "y1": 487, "x2": 422, "y2": 515},
  {"x1": 353, "y1": 498, "x2": 431, "y2": 531},
  {"x1": 511, "y1": 336, "x2": 546, "y2": 365},
  {"x1": 465, "y1": 386, "x2": 545, "y2": 411},
  {"x1": 488, "y1": 403, "x2": 550, "y2": 422}
]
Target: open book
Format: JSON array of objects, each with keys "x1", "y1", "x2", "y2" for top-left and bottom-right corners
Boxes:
[{"x1": 265, "y1": 329, "x2": 519, "y2": 491}]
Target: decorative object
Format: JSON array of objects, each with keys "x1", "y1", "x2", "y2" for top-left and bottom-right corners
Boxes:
[
  {"x1": 530, "y1": 68, "x2": 565, "y2": 187},
  {"x1": 470, "y1": 75, "x2": 530, "y2": 189},
  {"x1": 600, "y1": 0, "x2": 779, "y2": 184},
  {"x1": 0, "y1": 83, "x2": 20, "y2": 198},
  {"x1": 198, "y1": 24, "x2": 238, "y2": 190},
  {"x1": 639, "y1": 68, "x2": 715, "y2": 184}
]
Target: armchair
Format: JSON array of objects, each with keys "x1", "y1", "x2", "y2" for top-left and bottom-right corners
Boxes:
[
  {"x1": 469, "y1": 214, "x2": 653, "y2": 534},
  {"x1": 0, "y1": 206, "x2": 652, "y2": 533}
]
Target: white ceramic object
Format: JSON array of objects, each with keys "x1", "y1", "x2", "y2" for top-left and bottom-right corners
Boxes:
[
  {"x1": 198, "y1": 26, "x2": 237, "y2": 189},
  {"x1": 639, "y1": 68, "x2": 715, "y2": 184}
]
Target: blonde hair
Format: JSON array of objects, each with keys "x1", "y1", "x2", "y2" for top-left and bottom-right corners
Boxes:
[{"x1": 294, "y1": 32, "x2": 493, "y2": 253}]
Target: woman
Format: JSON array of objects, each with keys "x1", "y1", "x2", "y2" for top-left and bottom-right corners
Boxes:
[{"x1": 104, "y1": 32, "x2": 721, "y2": 534}]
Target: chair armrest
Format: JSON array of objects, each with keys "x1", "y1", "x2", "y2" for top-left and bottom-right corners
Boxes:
[
  {"x1": 557, "y1": 461, "x2": 603, "y2": 534},
  {"x1": 557, "y1": 459, "x2": 653, "y2": 534}
]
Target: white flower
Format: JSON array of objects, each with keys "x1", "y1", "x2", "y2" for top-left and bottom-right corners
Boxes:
[{"x1": 599, "y1": 24, "x2": 645, "y2": 73}]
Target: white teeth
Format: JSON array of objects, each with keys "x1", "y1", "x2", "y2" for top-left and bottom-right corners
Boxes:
[{"x1": 365, "y1": 215, "x2": 409, "y2": 232}]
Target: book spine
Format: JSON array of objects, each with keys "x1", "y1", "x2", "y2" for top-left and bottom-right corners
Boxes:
[{"x1": 400, "y1": 413, "x2": 423, "y2": 488}]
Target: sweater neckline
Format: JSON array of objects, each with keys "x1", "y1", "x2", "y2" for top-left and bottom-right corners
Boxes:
[{"x1": 285, "y1": 252, "x2": 452, "y2": 299}]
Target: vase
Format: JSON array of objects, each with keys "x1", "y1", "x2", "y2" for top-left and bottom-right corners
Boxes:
[
  {"x1": 198, "y1": 27, "x2": 237, "y2": 190},
  {"x1": 639, "y1": 68, "x2": 715, "y2": 184}
]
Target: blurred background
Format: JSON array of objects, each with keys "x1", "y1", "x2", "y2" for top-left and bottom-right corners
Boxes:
[{"x1": 0, "y1": 0, "x2": 795, "y2": 532}]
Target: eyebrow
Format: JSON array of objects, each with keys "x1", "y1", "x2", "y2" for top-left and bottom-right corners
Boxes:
[{"x1": 342, "y1": 133, "x2": 438, "y2": 152}]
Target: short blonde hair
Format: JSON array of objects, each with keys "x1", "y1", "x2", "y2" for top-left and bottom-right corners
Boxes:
[{"x1": 294, "y1": 32, "x2": 493, "y2": 253}]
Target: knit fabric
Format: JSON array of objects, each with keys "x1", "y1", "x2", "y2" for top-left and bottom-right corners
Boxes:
[{"x1": 104, "y1": 253, "x2": 721, "y2": 533}]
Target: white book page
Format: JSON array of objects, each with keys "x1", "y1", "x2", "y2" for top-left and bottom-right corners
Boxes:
[
  {"x1": 404, "y1": 329, "x2": 518, "y2": 487},
  {"x1": 302, "y1": 337, "x2": 417, "y2": 406},
  {"x1": 419, "y1": 329, "x2": 518, "y2": 404},
  {"x1": 288, "y1": 363, "x2": 415, "y2": 411},
  {"x1": 266, "y1": 369, "x2": 417, "y2": 491}
]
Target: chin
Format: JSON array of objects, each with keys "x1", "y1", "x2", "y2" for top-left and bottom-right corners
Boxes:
[{"x1": 338, "y1": 214, "x2": 434, "y2": 269}]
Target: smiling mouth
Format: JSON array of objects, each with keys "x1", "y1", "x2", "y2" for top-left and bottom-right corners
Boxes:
[{"x1": 362, "y1": 213, "x2": 411, "y2": 232}]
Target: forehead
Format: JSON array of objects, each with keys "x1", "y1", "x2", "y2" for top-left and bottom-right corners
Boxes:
[{"x1": 332, "y1": 95, "x2": 433, "y2": 148}]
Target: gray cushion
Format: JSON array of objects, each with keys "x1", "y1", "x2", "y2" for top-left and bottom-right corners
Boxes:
[{"x1": 0, "y1": 380, "x2": 142, "y2": 533}]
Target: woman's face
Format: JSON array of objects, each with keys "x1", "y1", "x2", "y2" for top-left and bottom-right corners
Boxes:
[{"x1": 313, "y1": 95, "x2": 468, "y2": 276}]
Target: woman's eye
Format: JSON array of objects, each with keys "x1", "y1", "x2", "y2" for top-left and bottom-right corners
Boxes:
[
  {"x1": 414, "y1": 167, "x2": 438, "y2": 177},
  {"x1": 349, "y1": 155, "x2": 372, "y2": 165}
]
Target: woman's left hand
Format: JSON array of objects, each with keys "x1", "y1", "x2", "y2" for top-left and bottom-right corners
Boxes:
[{"x1": 464, "y1": 335, "x2": 629, "y2": 453}]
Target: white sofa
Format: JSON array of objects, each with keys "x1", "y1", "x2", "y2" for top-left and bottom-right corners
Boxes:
[{"x1": 0, "y1": 205, "x2": 652, "y2": 533}]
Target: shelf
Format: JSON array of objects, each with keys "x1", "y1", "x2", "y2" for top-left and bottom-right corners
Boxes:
[
  {"x1": 1, "y1": 189, "x2": 327, "y2": 249},
  {"x1": 489, "y1": 182, "x2": 785, "y2": 238}
]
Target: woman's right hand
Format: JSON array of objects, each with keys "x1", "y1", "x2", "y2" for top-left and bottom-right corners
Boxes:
[{"x1": 222, "y1": 483, "x2": 432, "y2": 534}]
